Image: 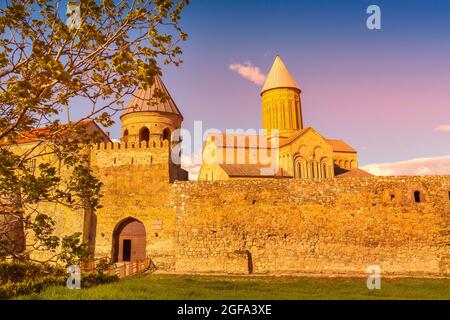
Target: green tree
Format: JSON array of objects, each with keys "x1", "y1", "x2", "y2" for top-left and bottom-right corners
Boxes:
[{"x1": 0, "y1": 0, "x2": 188, "y2": 264}]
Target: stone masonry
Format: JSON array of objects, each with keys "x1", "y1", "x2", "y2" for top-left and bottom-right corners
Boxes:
[{"x1": 172, "y1": 176, "x2": 450, "y2": 276}]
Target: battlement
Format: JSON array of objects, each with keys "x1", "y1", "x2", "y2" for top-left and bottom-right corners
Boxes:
[
  {"x1": 91, "y1": 140, "x2": 173, "y2": 169},
  {"x1": 96, "y1": 140, "x2": 170, "y2": 151}
]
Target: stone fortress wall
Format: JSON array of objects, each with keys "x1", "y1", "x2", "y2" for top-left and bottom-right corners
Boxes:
[
  {"x1": 88, "y1": 141, "x2": 177, "y2": 270},
  {"x1": 30, "y1": 141, "x2": 450, "y2": 277},
  {"x1": 172, "y1": 176, "x2": 450, "y2": 276},
  {"x1": 13, "y1": 57, "x2": 448, "y2": 277}
]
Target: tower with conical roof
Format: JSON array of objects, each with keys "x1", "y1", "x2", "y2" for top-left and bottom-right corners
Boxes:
[
  {"x1": 121, "y1": 75, "x2": 183, "y2": 145},
  {"x1": 261, "y1": 55, "x2": 303, "y2": 138}
]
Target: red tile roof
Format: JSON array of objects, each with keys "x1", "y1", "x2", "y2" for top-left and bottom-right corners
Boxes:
[
  {"x1": 278, "y1": 128, "x2": 309, "y2": 146},
  {"x1": 335, "y1": 168, "x2": 373, "y2": 178},
  {"x1": 326, "y1": 139, "x2": 357, "y2": 153},
  {"x1": 0, "y1": 120, "x2": 110, "y2": 146},
  {"x1": 207, "y1": 130, "x2": 357, "y2": 154}
]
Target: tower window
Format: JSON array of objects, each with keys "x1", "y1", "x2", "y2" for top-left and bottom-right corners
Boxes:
[
  {"x1": 294, "y1": 160, "x2": 301, "y2": 179},
  {"x1": 123, "y1": 129, "x2": 129, "y2": 143},
  {"x1": 139, "y1": 127, "x2": 150, "y2": 144},
  {"x1": 414, "y1": 191, "x2": 421, "y2": 203},
  {"x1": 162, "y1": 128, "x2": 171, "y2": 142}
]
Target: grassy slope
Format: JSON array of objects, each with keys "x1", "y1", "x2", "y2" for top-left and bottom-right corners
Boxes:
[{"x1": 18, "y1": 274, "x2": 450, "y2": 300}]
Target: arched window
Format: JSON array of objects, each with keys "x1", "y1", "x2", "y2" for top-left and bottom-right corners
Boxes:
[
  {"x1": 320, "y1": 158, "x2": 330, "y2": 179},
  {"x1": 139, "y1": 127, "x2": 150, "y2": 144},
  {"x1": 311, "y1": 162, "x2": 316, "y2": 179},
  {"x1": 293, "y1": 156, "x2": 307, "y2": 179},
  {"x1": 162, "y1": 128, "x2": 171, "y2": 142},
  {"x1": 294, "y1": 160, "x2": 300, "y2": 178},
  {"x1": 123, "y1": 129, "x2": 129, "y2": 143},
  {"x1": 298, "y1": 161, "x2": 303, "y2": 178},
  {"x1": 414, "y1": 191, "x2": 421, "y2": 203},
  {"x1": 322, "y1": 163, "x2": 327, "y2": 178}
]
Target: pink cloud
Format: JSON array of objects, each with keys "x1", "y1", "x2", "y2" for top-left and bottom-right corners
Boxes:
[
  {"x1": 361, "y1": 155, "x2": 450, "y2": 176},
  {"x1": 434, "y1": 125, "x2": 450, "y2": 132},
  {"x1": 229, "y1": 61, "x2": 266, "y2": 86}
]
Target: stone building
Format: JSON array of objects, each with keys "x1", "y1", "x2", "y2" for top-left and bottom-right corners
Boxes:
[
  {"x1": 2, "y1": 58, "x2": 449, "y2": 277},
  {"x1": 198, "y1": 56, "x2": 370, "y2": 181},
  {"x1": 120, "y1": 75, "x2": 183, "y2": 146}
]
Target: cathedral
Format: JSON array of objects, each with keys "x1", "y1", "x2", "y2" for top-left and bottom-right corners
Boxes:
[{"x1": 198, "y1": 56, "x2": 371, "y2": 181}]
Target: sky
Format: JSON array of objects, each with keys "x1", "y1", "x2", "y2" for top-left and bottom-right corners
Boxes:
[{"x1": 81, "y1": 0, "x2": 450, "y2": 176}]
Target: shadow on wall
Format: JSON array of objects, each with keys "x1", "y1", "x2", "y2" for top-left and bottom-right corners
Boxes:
[
  {"x1": 83, "y1": 209, "x2": 97, "y2": 258},
  {"x1": 0, "y1": 208, "x2": 25, "y2": 256},
  {"x1": 247, "y1": 250, "x2": 253, "y2": 274},
  {"x1": 235, "y1": 250, "x2": 253, "y2": 274},
  {"x1": 334, "y1": 164, "x2": 350, "y2": 176}
]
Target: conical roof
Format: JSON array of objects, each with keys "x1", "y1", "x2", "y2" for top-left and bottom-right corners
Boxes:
[
  {"x1": 121, "y1": 75, "x2": 183, "y2": 119},
  {"x1": 261, "y1": 55, "x2": 300, "y2": 95}
]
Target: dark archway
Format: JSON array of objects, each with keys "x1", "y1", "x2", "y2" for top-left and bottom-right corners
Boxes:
[
  {"x1": 139, "y1": 127, "x2": 150, "y2": 144},
  {"x1": 322, "y1": 162, "x2": 327, "y2": 178},
  {"x1": 162, "y1": 128, "x2": 171, "y2": 142},
  {"x1": 414, "y1": 191, "x2": 421, "y2": 203},
  {"x1": 112, "y1": 217, "x2": 146, "y2": 263},
  {"x1": 310, "y1": 161, "x2": 316, "y2": 179}
]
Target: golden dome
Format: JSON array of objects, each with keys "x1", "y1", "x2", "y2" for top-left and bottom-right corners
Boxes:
[
  {"x1": 261, "y1": 55, "x2": 300, "y2": 95},
  {"x1": 122, "y1": 75, "x2": 183, "y2": 119}
]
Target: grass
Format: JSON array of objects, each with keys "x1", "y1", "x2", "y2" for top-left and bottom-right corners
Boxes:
[{"x1": 17, "y1": 274, "x2": 450, "y2": 300}]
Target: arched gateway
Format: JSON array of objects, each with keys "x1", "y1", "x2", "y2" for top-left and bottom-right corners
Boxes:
[{"x1": 112, "y1": 217, "x2": 146, "y2": 262}]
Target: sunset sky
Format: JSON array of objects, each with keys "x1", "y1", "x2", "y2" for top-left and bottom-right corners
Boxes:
[{"x1": 95, "y1": 0, "x2": 450, "y2": 176}]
